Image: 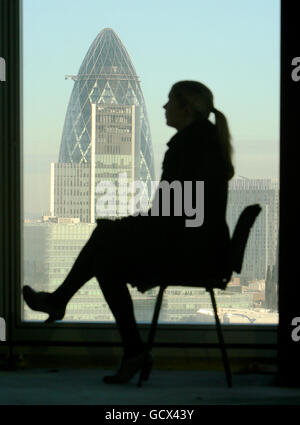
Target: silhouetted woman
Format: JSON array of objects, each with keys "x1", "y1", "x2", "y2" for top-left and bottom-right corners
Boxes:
[{"x1": 23, "y1": 80, "x2": 234, "y2": 384}]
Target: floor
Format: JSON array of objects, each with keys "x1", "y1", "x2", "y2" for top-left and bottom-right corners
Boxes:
[{"x1": 1, "y1": 367, "x2": 300, "y2": 405}]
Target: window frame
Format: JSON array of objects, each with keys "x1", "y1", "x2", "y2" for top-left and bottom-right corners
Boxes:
[{"x1": 0, "y1": 0, "x2": 282, "y2": 356}]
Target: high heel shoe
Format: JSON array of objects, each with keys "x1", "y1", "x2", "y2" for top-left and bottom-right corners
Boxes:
[
  {"x1": 103, "y1": 351, "x2": 153, "y2": 384},
  {"x1": 22, "y1": 285, "x2": 65, "y2": 323}
]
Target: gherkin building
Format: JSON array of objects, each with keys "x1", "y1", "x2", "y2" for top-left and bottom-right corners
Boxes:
[{"x1": 58, "y1": 27, "x2": 155, "y2": 186}]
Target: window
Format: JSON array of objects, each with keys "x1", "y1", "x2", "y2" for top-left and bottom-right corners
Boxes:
[
  {"x1": 22, "y1": 0, "x2": 280, "y2": 325},
  {"x1": 0, "y1": 0, "x2": 283, "y2": 351}
]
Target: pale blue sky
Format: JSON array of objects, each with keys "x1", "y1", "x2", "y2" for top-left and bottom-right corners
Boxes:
[{"x1": 23, "y1": 0, "x2": 280, "y2": 216}]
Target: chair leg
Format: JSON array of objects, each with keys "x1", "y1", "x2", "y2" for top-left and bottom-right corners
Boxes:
[
  {"x1": 209, "y1": 289, "x2": 232, "y2": 388},
  {"x1": 137, "y1": 285, "x2": 166, "y2": 387}
]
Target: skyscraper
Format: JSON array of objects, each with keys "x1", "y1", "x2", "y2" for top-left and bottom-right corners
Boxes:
[
  {"x1": 51, "y1": 28, "x2": 155, "y2": 222},
  {"x1": 226, "y1": 178, "x2": 279, "y2": 282}
]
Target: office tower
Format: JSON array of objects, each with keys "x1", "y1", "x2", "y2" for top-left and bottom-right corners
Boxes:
[
  {"x1": 265, "y1": 264, "x2": 278, "y2": 310},
  {"x1": 50, "y1": 28, "x2": 155, "y2": 223},
  {"x1": 226, "y1": 178, "x2": 279, "y2": 282}
]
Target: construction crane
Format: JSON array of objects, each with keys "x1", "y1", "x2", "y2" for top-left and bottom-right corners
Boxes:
[{"x1": 65, "y1": 75, "x2": 78, "y2": 81}]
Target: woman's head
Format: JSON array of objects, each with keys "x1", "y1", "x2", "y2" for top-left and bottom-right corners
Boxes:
[
  {"x1": 164, "y1": 80, "x2": 234, "y2": 180},
  {"x1": 171, "y1": 80, "x2": 214, "y2": 120},
  {"x1": 163, "y1": 81, "x2": 214, "y2": 130}
]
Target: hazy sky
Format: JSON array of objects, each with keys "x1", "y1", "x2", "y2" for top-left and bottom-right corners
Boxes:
[{"x1": 23, "y1": 0, "x2": 280, "y2": 216}]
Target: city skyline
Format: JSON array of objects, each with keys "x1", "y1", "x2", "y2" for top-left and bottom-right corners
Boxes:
[
  {"x1": 23, "y1": 0, "x2": 280, "y2": 216},
  {"x1": 24, "y1": 174, "x2": 280, "y2": 323},
  {"x1": 22, "y1": 18, "x2": 279, "y2": 323}
]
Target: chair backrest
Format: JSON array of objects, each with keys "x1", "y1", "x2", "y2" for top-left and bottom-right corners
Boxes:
[{"x1": 230, "y1": 204, "x2": 262, "y2": 274}]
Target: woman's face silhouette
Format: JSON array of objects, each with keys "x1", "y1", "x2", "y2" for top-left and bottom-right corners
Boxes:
[{"x1": 163, "y1": 90, "x2": 193, "y2": 130}]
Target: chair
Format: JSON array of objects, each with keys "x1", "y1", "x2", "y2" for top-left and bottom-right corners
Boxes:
[{"x1": 138, "y1": 204, "x2": 262, "y2": 388}]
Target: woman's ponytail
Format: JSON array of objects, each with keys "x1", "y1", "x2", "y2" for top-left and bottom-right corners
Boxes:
[
  {"x1": 213, "y1": 108, "x2": 234, "y2": 180},
  {"x1": 171, "y1": 80, "x2": 235, "y2": 180}
]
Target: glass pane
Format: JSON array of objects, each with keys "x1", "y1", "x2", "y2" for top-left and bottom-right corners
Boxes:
[{"x1": 22, "y1": 0, "x2": 280, "y2": 324}]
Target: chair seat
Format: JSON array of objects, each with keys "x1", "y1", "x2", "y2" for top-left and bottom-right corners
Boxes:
[
  {"x1": 160, "y1": 275, "x2": 230, "y2": 289},
  {"x1": 131, "y1": 272, "x2": 231, "y2": 293},
  {"x1": 178, "y1": 276, "x2": 230, "y2": 290}
]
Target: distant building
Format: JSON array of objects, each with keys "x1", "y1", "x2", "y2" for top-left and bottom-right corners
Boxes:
[
  {"x1": 51, "y1": 28, "x2": 155, "y2": 223},
  {"x1": 23, "y1": 220, "x2": 103, "y2": 321},
  {"x1": 265, "y1": 264, "x2": 278, "y2": 311},
  {"x1": 23, "y1": 223, "x2": 49, "y2": 290},
  {"x1": 51, "y1": 104, "x2": 143, "y2": 222},
  {"x1": 23, "y1": 219, "x2": 168, "y2": 322},
  {"x1": 227, "y1": 178, "x2": 279, "y2": 282},
  {"x1": 158, "y1": 287, "x2": 254, "y2": 323}
]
